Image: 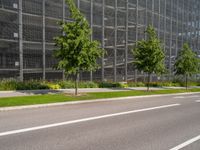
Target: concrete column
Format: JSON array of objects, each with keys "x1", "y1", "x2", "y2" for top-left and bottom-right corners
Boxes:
[
  {"x1": 62, "y1": 0, "x2": 66, "y2": 80},
  {"x1": 175, "y1": 0, "x2": 179, "y2": 57},
  {"x1": 19, "y1": 0, "x2": 23, "y2": 81},
  {"x1": 181, "y1": 1, "x2": 184, "y2": 46},
  {"x1": 145, "y1": 0, "x2": 147, "y2": 40},
  {"x1": 124, "y1": 0, "x2": 129, "y2": 82},
  {"x1": 134, "y1": 0, "x2": 138, "y2": 82},
  {"x1": 152, "y1": 0, "x2": 154, "y2": 26},
  {"x1": 163, "y1": 0, "x2": 166, "y2": 53},
  {"x1": 101, "y1": 0, "x2": 105, "y2": 81},
  {"x1": 169, "y1": 0, "x2": 173, "y2": 79},
  {"x1": 42, "y1": 0, "x2": 46, "y2": 80},
  {"x1": 158, "y1": 0, "x2": 161, "y2": 38},
  {"x1": 90, "y1": 0, "x2": 93, "y2": 81},
  {"x1": 114, "y1": 0, "x2": 117, "y2": 82},
  {"x1": 77, "y1": 0, "x2": 80, "y2": 8},
  {"x1": 2, "y1": 53, "x2": 6, "y2": 68}
]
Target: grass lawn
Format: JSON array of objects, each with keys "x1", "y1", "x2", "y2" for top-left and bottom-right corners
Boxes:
[{"x1": 0, "y1": 88, "x2": 200, "y2": 108}]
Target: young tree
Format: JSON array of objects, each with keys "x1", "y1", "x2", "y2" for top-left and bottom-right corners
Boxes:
[
  {"x1": 132, "y1": 25, "x2": 166, "y2": 91},
  {"x1": 54, "y1": 0, "x2": 104, "y2": 95},
  {"x1": 174, "y1": 43, "x2": 200, "y2": 90}
]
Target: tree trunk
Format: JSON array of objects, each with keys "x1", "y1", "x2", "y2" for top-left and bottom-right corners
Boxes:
[
  {"x1": 185, "y1": 74, "x2": 188, "y2": 91},
  {"x1": 147, "y1": 73, "x2": 151, "y2": 92},
  {"x1": 75, "y1": 72, "x2": 79, "y2": 96}
]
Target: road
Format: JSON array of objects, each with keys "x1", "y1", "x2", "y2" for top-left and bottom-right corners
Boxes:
[{"x1": 0, "y1": 93, "x2": 200, "y2": 150}]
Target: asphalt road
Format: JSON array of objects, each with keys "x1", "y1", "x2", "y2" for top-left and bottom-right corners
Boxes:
[{"x1": 0, "y1": 93, "x2": 200, "y2": 150}]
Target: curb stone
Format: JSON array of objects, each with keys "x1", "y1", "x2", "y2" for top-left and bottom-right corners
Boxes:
[{"x1": 0, "y1": 92, "x2": 200, "y2": 112}]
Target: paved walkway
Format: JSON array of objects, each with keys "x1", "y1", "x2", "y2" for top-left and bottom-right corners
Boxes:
[{"x1": 0, "y1": 86, "x2": 198, "y2": 98}]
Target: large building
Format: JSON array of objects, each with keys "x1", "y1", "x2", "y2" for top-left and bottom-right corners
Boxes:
[{"x1": 0, "y1": 0, "x2": 200, "y2": 81}]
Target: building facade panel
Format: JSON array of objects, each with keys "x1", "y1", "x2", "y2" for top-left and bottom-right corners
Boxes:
[{"x1": 0, "y1": 0, "x2": 199, "y2": 81}]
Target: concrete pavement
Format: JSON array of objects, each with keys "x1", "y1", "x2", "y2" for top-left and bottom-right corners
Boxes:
[
  {"x1": 0, "y1": 93, "x2": 200, "y2": 149},
  {"x1": 0, "y1": 86, "x2": 198, "y2": 98}
]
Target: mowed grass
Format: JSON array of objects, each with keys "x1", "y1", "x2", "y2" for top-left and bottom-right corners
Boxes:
[{"x1": 0, "y1": 88, "x2": 200, "y2": 107}]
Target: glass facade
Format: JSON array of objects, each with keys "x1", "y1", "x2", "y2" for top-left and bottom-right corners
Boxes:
[{"x1": 0, "y1": 0, "x2": 199, "y2": 81}]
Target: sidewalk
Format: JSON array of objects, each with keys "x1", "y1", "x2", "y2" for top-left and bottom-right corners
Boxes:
[{"x1": 0, "y1": 87, "x2": 198, "y2": 98}]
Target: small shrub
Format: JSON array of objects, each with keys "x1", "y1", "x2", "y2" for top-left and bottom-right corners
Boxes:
[
  {"x1": 57, "y1": 80, "x2": 75, "y2": 89},
  {"x1": 98, "y1": 82, "x2": 128, "y2": 88},
  {"x1": 57, "y1": 80, "x2": 98, "y2": 89},
  {"x1": 147, "y1": 82, "x2": 160, "y2": 87},
  {"x1": 79, "y1": 81, "x2": 98, "y2": 88},
  {"x1": 46, "y1": 83, "x2": 61, "y2": 90},
  {"x1": 16, "y1": 80, "x2": 49, "y2": 90},
  {"x1": 98, "y1": 82, "x2": 115, "y2": 88},
  {"x1": 115, "y1": 82, "x2": 128, "y2": 88},
  {"x1": 0, "y1": 79, "x2": 18, "y2": 90},
  {"x1": 127, "y1": 82, "x2": 145, "y2": 87},
  {"x1": 0, "y1": 79, "x2": 50, "y2": 91}
]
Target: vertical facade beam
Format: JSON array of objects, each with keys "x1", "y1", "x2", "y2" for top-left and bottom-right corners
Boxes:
[
  {"x1": 143, "y1": 0, "x2": 148, "y2": 83},
  {"x1": 101, "y1": 0, "x2": 105, "y2": 81},
  {"x1": 42, "y1": 0, "x2": 46, "y2": 80},
  {"x1": 198, "y1": 0, "x2": 200, "y2": 57},
  {"x1": 77, "y1": 0, "x2": 80, "y2": 81},
  {"x1": 175, "y1": 0, "x2": 179, "y2": 57},
  {"x1": 134, "y1": 0, "x2": 138, "y2": 82},
  {"x1": 90, "y1": 0, "x2": 93, "y2": 81},
  {"x1": 169, "y1": 0, "x2": 173, "y2": 79},
  {"x1": 152, "y1": 0, "x2": 154, "y2": 26},
  {"x1": 124, "y1": 0, "x2": 128, "y2": 82},
  {"x1": 62, "y1": 0, "x2": 66, "y2": 80},
  {"x1": 193, "y1": 0, "x2": 197, "y2": 52},
  {"x1": 181, "y1": 1, "x2": 184, "y2": 46},
  {"x1": 151, "y1": 0, "x2": 154, "y2": 81},
  {"x1": 114, "y1": 0, "x2": 117, "y2": 82},
  {"x1": 158, "y1": 0, "x2": 161, "y2": 38},
  {"x1": 145, "y1": 0, "x2": 148, "y2": 40},
  {"x1": 195, "y1": 0, "x2": 198, "y2": 52},
  {"x1": 163, "y1": 0, "x2": 167, "y2": 81},
  {"x1": 197, "y1": 0, "x2": 200, "y2": 52},
  {"x1": 191, "y1": 0, "x2": 194, "y2": 51},
  {"x1": 163, "y1": 0, "x2": 166, "y2": 53},
  {"x1": 77, "y1": 0, "x2": 80, "y2": 8},
  {"x1": 186, "y1": 0, "x2": 189, "y2": 42},
  {"x1": 196, "y1": 0, "x2": 198, "y2": 51},
  {"x1": 19, "y1": 0, "x2": 23, "y2": 81}
]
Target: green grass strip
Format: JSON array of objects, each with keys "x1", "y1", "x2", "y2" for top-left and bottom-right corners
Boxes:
[{"x1": 0, "y1": 88, "x2": 200, "y2": 107}]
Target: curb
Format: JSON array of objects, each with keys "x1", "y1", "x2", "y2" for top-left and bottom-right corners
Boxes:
[{"x1": 0, "y1": 92, "x2": 200, "y2": 112}]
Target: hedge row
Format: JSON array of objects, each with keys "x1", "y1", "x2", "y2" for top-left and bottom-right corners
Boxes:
[{"x1": 0, "y1": 79, "x2": 199, "y2": 91}]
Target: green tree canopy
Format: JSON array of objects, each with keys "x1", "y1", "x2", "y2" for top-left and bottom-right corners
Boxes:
[
  {"x1": 54, "y1": 0, "x2": 104, "y2": 95},
  {"x1": 132, "y1": 25, "x2": 166, "y2": 91},
  {"x1": 174, "y1": 43, "x2": 200, "y2": 89}
]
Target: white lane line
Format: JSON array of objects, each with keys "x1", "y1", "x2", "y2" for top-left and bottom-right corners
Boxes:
[
  {"x1": 196, "y1": 100, "x2": 200, "y2": 102},
  {"x1": 187, "y1": 95, "x2": 199, "y2": 98},
  {"x1": 169, "y1": 135, "x2": 200, "y2": 150},
  {"x1": 173, "y1": 96, "x2": 185, "y2": 99},
  {"x1": 0, "y1": 103, "x2": 180, "y2": 137}
]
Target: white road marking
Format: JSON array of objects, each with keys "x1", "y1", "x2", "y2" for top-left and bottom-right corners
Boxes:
[
  {"x1": 187, "y1": 95, "x2": 199, "y2": 98},
  {"x1": 173, "y1": 96, "x2": 185, "y2": 99},
  {"x1": 169, "y1": 135, "x2": 200, "y2": 150},
  {"x1": 174, "y1": 95, "x2": 199, "y2": 99},
  {"x1": 196, "y1": 100, "x2": 200, "y2": 103},
  {"x1": 0, "y1": 103, "x2": 180, "y2": 137}
]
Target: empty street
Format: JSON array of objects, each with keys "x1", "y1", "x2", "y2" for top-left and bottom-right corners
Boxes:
[{"x1": 0, "y1": 93, "x2": 200, "y2": 150}]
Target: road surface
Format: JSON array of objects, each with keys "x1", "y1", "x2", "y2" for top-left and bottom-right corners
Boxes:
[{"x1": 0, "y1": 93, "x2": 200, "y2": 150}]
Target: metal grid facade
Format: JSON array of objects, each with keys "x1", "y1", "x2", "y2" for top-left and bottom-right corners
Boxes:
[{"x1": 0, "y1": 0, "x2": 200, "y2": 81}]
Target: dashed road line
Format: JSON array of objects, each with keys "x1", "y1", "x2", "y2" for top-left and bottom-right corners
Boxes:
[
  {"x1": 173, "y1": 96, "x2": 185, "y2": 99},
  {"x1": 187, "y1": 95, "x2": 199, "y2": 98},
  {"x1": 169, "y1": 134, "x2": 200, "y2": 150},
  {"x1": 0, "y1": 103, "x2": 180, "y2": 137}
]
